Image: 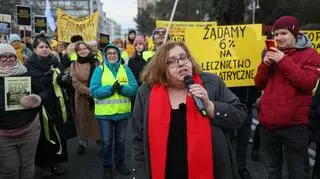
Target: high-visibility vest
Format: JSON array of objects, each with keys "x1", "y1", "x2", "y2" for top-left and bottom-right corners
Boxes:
[
  {"x1": 142, "y1": 51, "x2": 155, "y2": 61},
  {"x1": 94, "y1": 64, "x2": 131, "y2": 115},
  {"x1": 121, "y1": 51, "x2": 128, "y2": 60},
  {"x1": 97, "y1": 51, "x2": 103, "y2": 63},
  {"x1": 70, "y1": 52, "x2": 77, "y2": 62}
]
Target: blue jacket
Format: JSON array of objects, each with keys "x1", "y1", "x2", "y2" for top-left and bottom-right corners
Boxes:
[{"x1": 89, "y1": 44, "x2": 138, "y2": 121}]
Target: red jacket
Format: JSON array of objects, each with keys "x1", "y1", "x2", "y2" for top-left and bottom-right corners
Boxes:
[{"x1": 255, "y1": 48, "x2": 320, "y2": 129}]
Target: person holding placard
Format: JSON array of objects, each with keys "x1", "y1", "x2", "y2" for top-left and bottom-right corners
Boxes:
[
  {"x1": 0, "y1": 43, "x2": 41, "y2": 179},
  {"x1": 255, "y1": 16, "x2": 320, "y2": 179}
]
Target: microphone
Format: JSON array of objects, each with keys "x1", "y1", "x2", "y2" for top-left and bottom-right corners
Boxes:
[{"x1": 184, "y1": 75, "x2": 207, "y2": 117}]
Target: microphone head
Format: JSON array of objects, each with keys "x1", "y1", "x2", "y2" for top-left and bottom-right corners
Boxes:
[{"x1": 184, "y1": 75, "x2": 194, "y2": 87}]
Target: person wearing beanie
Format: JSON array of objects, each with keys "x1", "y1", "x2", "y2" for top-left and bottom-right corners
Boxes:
[
  {"x1": 8, "y1": 33, "x2": 33, "y2": 64},
  {"x1": 124, "y1": 29, "x2": 136, "y2": 58},
  {"x1": 255, "y1": 15, "x2": 320, "y2": 179},
  {"x1": 0, "y1": 43, "x2": 42, "y2": 179}
]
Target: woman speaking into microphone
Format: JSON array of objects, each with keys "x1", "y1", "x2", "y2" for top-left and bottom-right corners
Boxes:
[{"x1": 132, "y1": 41, "x2": 246, "y2": 179}]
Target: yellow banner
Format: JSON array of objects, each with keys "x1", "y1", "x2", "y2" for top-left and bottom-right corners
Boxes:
[
  {"x1": 156, "y1": 20, "x2": 217, "y2": 42},
  {"x1": 185, "y1": 24, "x2": 264, "y2": 87},
  {"x1": 302, "y1": 30, "x2": 320, "y2": 53},
  {"x1": 57, "y1": 8, "x2": 99, "y2": 42}
]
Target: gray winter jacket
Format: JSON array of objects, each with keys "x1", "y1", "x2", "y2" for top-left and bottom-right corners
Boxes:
[{"x1": 132, "y1": 72, "x2": 246, "y2": 179}]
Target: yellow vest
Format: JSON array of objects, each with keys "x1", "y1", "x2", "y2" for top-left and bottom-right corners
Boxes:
[
  {"x1": 70, "y1": 52, "x2": 77, "y2": 62},
  {"x1": 97, "y1": 51, "x2": 103, "y2": 63},
  {"x1": 121, "y1": 51, "x2": 128, "y2": 60},
  {"x1": 94, "y1": 64, "x2": 131, "y2": 115},
  {"x1": 142, "y1": 51, "x2": 155, "y2": 61}
]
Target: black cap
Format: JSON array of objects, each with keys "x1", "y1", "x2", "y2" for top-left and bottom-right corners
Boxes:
[
  {"x1": 70, "y1": 35, "x2": 83, "y2": 43},
  {"x1": 128, "y1": 29, "x2": 136, "y2": 35}
]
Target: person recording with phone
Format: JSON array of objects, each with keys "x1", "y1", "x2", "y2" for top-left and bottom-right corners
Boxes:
[
  {"x1": 132, "y1": 42, "x2": 246, "y2": 179},
  {"x1": 255, "y1": 16, "x2": 320, "y2": 179}
]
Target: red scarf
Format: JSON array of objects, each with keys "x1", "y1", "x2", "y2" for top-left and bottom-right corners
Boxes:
[{"x1": 148, "y1": 74, "x2": 214, "y2": 179}]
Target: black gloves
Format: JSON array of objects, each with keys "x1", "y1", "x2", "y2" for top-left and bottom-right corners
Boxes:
[{"x1": 112, "y1": 80, "x2": 122, "y2": 93}]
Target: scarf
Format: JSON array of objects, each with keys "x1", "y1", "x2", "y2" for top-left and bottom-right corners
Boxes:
[
  {"x1": 26, "y1": 54, "x2": 58, "y2": 77},
  {"x1": 14, "y1": 44, "x2": 24, "y2": 64},
  {"x1": 0, "y1": 62, "x2": 27, "y2": 77},
  {"x1": 77, "y1": 54, "x2": 96, "y2": 64},
  {"x1": 148, "y1": 74, "x2": 214, "y2": 179}
]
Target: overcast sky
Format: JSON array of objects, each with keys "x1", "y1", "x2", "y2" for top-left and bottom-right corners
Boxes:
[{"x1": 103, "y1": 0, "x2": 137, "y2": 30}]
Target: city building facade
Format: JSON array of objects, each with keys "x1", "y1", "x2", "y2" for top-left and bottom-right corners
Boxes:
[{"x1": 0, "y1": 0, "x2": 121, "y2": 38}]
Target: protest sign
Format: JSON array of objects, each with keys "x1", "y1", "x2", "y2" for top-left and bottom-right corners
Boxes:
[
  {"x1": 57, "y1": 8, "x2": 99, "y2": 42},
  {"x1": 302, "y1": 30, "x2": 320, "y2": 53},
  {"x1": 17, "y1": 5, "x2": 31, "y2": 27},
  {"x1": 34, "y1": 16, "x2": 47, "y2": 33},
  {"x1": 156, "y1": 20, "x2": 217, "y2": 42},
  {"x1": 4, "y1": 77, "x2": 31, "y2": 111},
  {"x1": 0, "y1": 14, "x2": 11, "y2": 35},
  {"x1": 185, "y1": 24, "x2": 264, "y2": 87},
  {"x1": 99, "y1": 33, "x2": 110, "y2": 44}
]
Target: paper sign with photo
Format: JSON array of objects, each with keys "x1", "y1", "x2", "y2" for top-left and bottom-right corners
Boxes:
[{"x1": 4, "y1": 76, "x2": 31, "y2": 111}]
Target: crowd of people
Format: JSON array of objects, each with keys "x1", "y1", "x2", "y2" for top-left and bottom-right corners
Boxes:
[{"x1": 0, "y1": 15, "x2": 319, "y2": 179}]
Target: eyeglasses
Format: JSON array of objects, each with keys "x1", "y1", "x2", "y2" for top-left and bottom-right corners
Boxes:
[
  {"x1": 167, "y1": 54, "x2": 191, "y2": 68},
  {"x1": 106, "y1": 52, "x2": 118, "y2": 56},
  {"x1": 0, "y1": 55, "x2": 16, "y2": 62},
  {"x1": 155, "y1": 30, "x2": 166, "y2": 35}
]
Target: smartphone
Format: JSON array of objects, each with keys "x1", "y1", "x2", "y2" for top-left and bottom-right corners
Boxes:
[{"x1": 265, "y1": 39, "x2": 276, "y2": 51}]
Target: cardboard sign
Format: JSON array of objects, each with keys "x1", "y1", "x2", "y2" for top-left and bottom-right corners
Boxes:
[{"x1": 185, "y1": 24, "x2": 264, "y2": 87}]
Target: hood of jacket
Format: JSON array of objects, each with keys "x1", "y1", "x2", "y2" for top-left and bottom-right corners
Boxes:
[
  {"x1": 103, "y1": 44, "x2": 122, "y2": 73},
  {"x1": 294, "y1": 32, "x2": 313, "y2": 49}
]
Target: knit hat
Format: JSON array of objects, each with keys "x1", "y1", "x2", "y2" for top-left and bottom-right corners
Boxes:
[
  {"x1": 0, "y1": 43, "x2": 17, "y2": 56},
  {"x1": 70, "y1": 35, "x2": 83, "y2": 43},
  {"x1": 152, "y1": 27, "x2": 167, "y2": 41},
  {"x1": 128, "y1": 29, "x2": 136, "y2": 35},
  {"x1": 272, "y1": 16, "x2": 300, "y2": 37},
  {"x1": 8, "y1": 34, "x2": 21, "y2": 44},
  {"x1": 133, "y1": 36, "x2": 146, "y2": 47}
]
